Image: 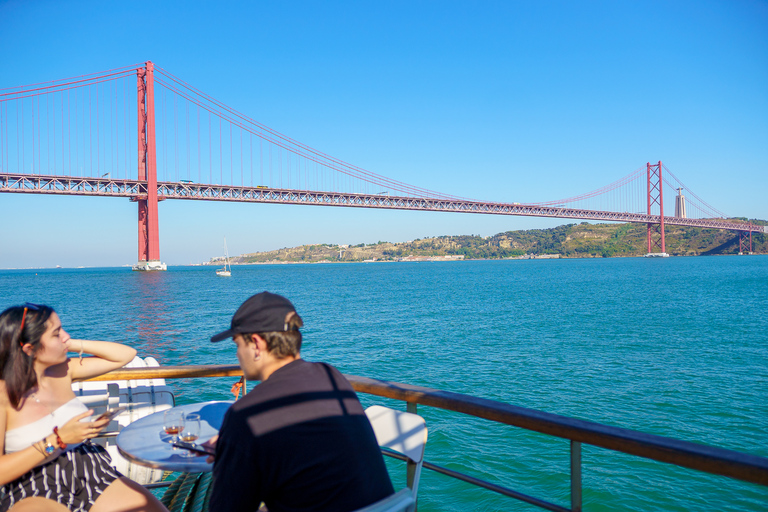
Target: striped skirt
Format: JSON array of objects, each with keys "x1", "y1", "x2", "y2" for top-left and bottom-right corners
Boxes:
[{"x1": 1, "y1": 441, "x2": 122, "y2": 511}]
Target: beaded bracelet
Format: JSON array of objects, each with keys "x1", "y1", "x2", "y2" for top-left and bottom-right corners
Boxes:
[{"x1": 52, "y1": 426, "x2": 68, "y2": 449}]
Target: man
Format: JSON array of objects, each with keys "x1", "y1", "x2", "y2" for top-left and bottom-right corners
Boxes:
[{"x1": 207, "y1": 291, "x2": 394, "y2": 512}]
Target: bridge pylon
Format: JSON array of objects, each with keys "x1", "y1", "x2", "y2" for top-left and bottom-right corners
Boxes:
[
  {"x1": 645, "y1": 161, "x2": 669, "y2": 258},
  {"x1": 133, "y1": 61, "x2": 165, "y2": 271},
  {"x1": 739, "y1": 231, "x2": 753, "y2": 255}
]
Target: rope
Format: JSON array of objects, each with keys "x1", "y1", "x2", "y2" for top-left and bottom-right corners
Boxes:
[
  {"x1": 162, "y1": 472, "x2": 198, "y2": 512},
  {"x1": 159, "y1": 472, "x2": 215, "y2": 512},
  {"x1": 188, "y1": 473, "x2": 214, "y2": 512},
  {"x1": 159, "y1": 474, "x2": 185, "y2": 508}
]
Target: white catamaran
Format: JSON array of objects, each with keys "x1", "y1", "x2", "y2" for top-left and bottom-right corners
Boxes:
[{"x1": 216, "y1": 237, "x2": 232, "y2": 277}]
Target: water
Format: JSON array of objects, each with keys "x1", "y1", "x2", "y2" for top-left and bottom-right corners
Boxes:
[{"x1": 1, "y1": 256, "x2": 766, "y2": 511}]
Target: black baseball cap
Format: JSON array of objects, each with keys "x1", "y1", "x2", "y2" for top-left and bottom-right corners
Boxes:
[{"x1": 210, "y1": 292, "x2": 298, "y2": 342}]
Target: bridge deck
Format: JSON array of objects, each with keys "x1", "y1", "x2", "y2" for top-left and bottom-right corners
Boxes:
[{"x1": 1, "y1": 173, "x2": 764, "y2": 233}]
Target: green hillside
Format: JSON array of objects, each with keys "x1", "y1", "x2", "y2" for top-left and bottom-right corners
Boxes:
[{"x1": 217, "y1": 219, "x2": 767, "y2": 264}]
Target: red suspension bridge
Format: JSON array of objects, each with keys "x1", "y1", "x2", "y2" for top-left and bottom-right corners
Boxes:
[{"x1": 1, "y1": 62, "x2": 764, "y2": 269}]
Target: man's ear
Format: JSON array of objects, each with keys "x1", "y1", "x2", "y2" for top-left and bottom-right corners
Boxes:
[{"x1": 250, "y1": 333, "x2": 267, "y2": 350}]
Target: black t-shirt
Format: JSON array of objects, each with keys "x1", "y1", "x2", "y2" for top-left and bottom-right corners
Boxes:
[{"x1": 210, "y1": 359, "x2": 394, "y2": 512}]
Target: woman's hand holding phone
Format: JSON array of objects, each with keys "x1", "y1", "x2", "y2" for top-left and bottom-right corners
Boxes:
[{"x1": 96, "y1": 406, "x2": 127, "y2": 422}]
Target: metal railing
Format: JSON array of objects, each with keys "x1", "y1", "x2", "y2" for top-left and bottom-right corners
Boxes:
[{"x1": 91, "y1": 365, "x2": 768, "y2": 512}]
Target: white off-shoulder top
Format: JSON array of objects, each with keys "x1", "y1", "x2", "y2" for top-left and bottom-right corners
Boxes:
[{"x1": 5, "y1": 397, "x2": 88, "y2": 453}]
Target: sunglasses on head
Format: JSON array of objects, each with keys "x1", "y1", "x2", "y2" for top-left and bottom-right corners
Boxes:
[{"x1": 18, "y1": 303, "x2": 42, "y2": 346}]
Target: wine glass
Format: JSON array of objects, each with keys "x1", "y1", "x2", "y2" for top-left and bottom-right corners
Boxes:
[
  {"x1": 180, "y1": 413, "x2": 201, "y2": 457},
  {"x1": 163, "y1": 409, "x2": 185, "y2": 449}
]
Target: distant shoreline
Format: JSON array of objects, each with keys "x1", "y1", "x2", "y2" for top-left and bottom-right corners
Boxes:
[
  {"x1": 4, "y1": 220, "x2": 765, "y2": 270},
  {"x1": 4, "y1": 251, "x2": 767, "y2": 271}
]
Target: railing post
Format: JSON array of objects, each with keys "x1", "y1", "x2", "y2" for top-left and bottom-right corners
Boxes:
[
  {"x1": 570, "y1": 440, "x2": 582, "y2": 512},
  {"x1": 406, "y1": 401, "x2": 418, "y2": 497}
]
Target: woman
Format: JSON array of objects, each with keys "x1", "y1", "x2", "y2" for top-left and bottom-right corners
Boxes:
[{"x1": 0, "y1": 303, "x2": 167, "y2": 512}]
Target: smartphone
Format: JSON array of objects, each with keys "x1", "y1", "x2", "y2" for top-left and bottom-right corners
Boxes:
[
  {"x1": 96, "y1": 406, "x2": 127, "y2": 422},
  {"x1": 173, "y1": 440, "x2": 215, "y2": 456}
]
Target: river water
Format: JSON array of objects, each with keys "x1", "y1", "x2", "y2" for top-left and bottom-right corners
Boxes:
[{"x1": 1, "y1": 256, "x2": 766, "y2": 511}]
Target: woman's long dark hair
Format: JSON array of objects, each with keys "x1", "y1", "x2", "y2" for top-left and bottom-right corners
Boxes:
[{"x1": 0, "y1": 304, "x2": 54, "y2": 408}]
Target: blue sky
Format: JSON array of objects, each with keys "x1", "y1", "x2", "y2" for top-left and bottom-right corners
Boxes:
[{"x1": 1, "y1": 0, "x2": 766, "y2": 268}]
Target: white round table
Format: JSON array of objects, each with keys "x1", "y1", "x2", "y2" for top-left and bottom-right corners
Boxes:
[{"x1": 116, "y1": 401, "x2": 232, "y2": 472}]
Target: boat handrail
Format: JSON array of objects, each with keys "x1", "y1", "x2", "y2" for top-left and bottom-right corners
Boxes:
[
  {"x1": 89, "y1": 365, "x2": 768, "y2": 511},
  {"x1": 346, "y1": 375, "x2": 768, "y2": 486}
]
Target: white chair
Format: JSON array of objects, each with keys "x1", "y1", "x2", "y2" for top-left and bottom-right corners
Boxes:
[
  {"x1": 72, "y1": 356, "x2": 175, "y2": 485},
  {"x1": 74, "y1": 382, "x2": 120, "y2": 413},
  {"x1": 365, "y1": 405, "x2": 428, "y2": 512},
  {"x1": 353, "y1": 488, "x2": 415, "y2": 512}
]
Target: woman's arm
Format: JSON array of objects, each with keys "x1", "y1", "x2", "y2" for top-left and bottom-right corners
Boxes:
[
  {"x1": 66, "y1": 339, "x2": 137, "y2": 382},
  {"x1": 0, "y1": 432, "x2": 59, "y2": 485},
  {"x1": 0, "y1": 405, "x2": 111, "y2": 486},
  {"x1": 1, "y1": 384, "x2": 55, "y2": 485}
]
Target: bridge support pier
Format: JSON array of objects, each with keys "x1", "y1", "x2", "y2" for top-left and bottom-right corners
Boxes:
[
  {"x1": 739, "y1": 231, "x2": 752, "y2": 255},
  {"x1": 133, "y1": 61, "x2": 165, "y2": 271},
  {"x1": 645, "y1": 161, "x2": 669, "y2": 258}
]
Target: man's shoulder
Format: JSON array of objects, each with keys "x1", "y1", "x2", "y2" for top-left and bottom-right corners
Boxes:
[
  {"x1": 233, "y1": 360, "x2": 353, "y2": 410},
  {"x1": 285, "y1": 359, "x2": 351, "y2": 387},
  {"x1": 271, "y1": 359, "x2": 346, "y2": 381}
]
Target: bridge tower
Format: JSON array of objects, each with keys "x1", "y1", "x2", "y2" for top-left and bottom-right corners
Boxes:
[
  {"x1": 133, "y1": 61, "x2": 166, "y2": 271},
  {"x1": 739, "y1": 231, "x2": 753, "y2": 255},
  {"x1": 645, "y1": 161, "x2": 669, "y2": 257}
]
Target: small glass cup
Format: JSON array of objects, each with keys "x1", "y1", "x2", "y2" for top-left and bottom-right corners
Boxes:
[
  {"x1": 179, "y1": 413, "x2": 201, "y2": 457},
  {"x1": 163, "y1": 409, "x2": 185, "y2": 449}
]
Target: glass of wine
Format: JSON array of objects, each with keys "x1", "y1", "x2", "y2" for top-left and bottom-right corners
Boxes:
[
  {"x1": 163, "y1": 409, "x2": 185, "y2": 449},
  {"x1": 179, "y1": 413, "x2": 201, "y2": 457}
]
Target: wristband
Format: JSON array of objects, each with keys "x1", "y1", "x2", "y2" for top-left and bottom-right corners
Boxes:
[{"x1": 53, "y1": 426, "x2": 68, "y2": 450}]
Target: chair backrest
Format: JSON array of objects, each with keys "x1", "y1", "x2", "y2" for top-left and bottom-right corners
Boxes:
[
  {"x1": 72, "y1": 356, "x2": 175, "y2": 485},
  {"x1": 365, "y1": 405, "x2": 427, "y2": 511},
  {"x1": 74, "y1": 382, "x2": 120, "y2": 412},
  {"x1": 352, "y1": 488, "x2": 415, "y2": 512},
  {"x1": 72, "y1": 382, "x2": 120, "y2": 435}
]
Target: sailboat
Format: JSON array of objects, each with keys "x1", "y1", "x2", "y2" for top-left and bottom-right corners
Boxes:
[{"x1": 216, "y1": 237, "x2": 232, "y2": 277}]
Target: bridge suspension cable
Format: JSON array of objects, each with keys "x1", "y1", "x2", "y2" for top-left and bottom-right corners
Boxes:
[
  {"x1": 661, "y1": 164, "x2": 728, "y2": 219},
  {"x1": 153, "y1": 66, "x2": 467, "y2": 200},
  {"x1": 1, "y1": 65, "x2": 138, "y2": 180},
  {"x1": 1, "y1": 62, "x2": 761, "y2": 251},
  {"x1": 0, "y1": 64, "x2": 142, "y2": 98}
]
